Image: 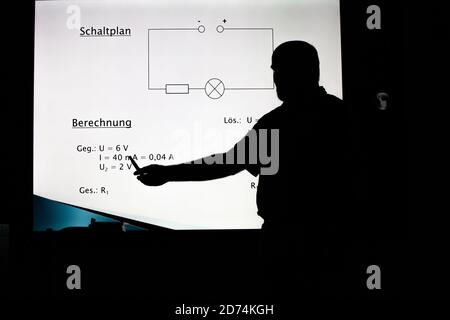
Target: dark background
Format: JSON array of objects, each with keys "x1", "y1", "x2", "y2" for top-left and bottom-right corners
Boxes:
[{"x1": 1, "y1": 0, "x2": 445, "y2": 304}]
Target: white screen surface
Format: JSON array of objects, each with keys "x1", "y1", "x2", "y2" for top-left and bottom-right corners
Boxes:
[{"x1": 34, "y1": 0, "x2": 342, "y2": 229}]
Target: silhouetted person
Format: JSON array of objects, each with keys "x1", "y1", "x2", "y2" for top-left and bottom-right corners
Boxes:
[{"x1": 135, "y1": 41, "x2": 353, "y2": 297}]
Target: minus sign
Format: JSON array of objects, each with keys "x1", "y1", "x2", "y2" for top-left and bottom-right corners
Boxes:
[
  {"x1": 141, "y1": 156, "x2": 146, "y2": 159},
  {"x1": 108, "y1": 147, "x2": 113, "y2": 150},
  {"x1": 105, "y1": 156, "x2": 110, "y2": 160},
  {"x1": 111, "y1": 166, "x2": 116, "y2": 169}
]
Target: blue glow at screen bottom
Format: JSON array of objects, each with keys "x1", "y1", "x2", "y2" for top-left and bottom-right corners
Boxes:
[{"x1": 33, "y1": 195, "x2": 130, "y2": 231}]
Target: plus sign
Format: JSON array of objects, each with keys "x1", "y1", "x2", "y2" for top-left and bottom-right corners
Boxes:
[{"x1": 223, "y1": 19, "x2": 227, "y2": 23}]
